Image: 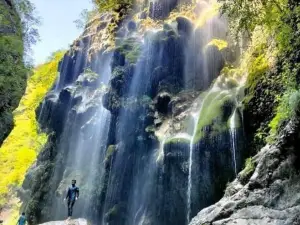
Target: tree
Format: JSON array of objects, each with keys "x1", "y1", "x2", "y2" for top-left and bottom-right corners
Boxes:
[
  {"x1": 74, "y1": 8, "x2": 98, "y2": 29},
  {"x1": 13, "y1": 0, "x2": 40, "y2": 65},
  {"x1": 218, "y1": 0, "x2": 286, "y2": 37},
  {"x1": 92, "y1": 0, "x2": 135, "y2": 12}
]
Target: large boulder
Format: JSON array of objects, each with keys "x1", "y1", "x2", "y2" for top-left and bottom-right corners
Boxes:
[{"x1": 39, "y1": 218, "x2": 89, "y2": 225}]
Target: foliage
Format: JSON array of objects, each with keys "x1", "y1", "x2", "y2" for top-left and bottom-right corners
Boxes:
[
  {"x1": 239, "y1": 157, "x2": 255, "y2": 183},
  {"x1": 0, "y1": 0, "x2": 28, "y2": 144},
  {"x1": 13, "y1": 0, "x2": 40, "y2": 64},
  {"x1": 268, "y1": 89, "x2": 300, "y2": 141},
  {"x1": 93, "y1": 0, "x2": 134, "y2": 12},
  {"x1": 74, "y1": 8, "x2": 98, "y2": 29},
  {"x1": 116, "y1": 37, "x2": 142, "y2": 64},
  {"x1": 218, "y1": 0, "x2": 286, "y2": 37},
  {"x1": 244, "y1": 157, "x2": 255, "y2": 174},
  {"x1": 0, "y1": 51, "x2": 64, "y2": 207},
  {"x1": 220, "y1": 0, "x2": 300, "y2": 143}
]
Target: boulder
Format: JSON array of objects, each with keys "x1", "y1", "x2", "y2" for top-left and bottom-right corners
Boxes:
[
  {"x1": 176, "y1": 17, "x2": 194, "y2": 36},
  {"x1": 39, "y1": 218, "x2": 89, "y2": 225}
]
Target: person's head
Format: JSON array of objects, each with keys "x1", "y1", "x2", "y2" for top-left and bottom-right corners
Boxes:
[
  {"x1": 72, "y1": 179, "x2": 76, "y2": 186},
  {"x1": 22, "y1": 212, "x2": 25, "y2": 216}
]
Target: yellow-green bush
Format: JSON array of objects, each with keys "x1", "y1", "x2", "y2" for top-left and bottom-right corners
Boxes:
[{"x1": 0, "y1": 51, "x2": 64, "y2": 207}]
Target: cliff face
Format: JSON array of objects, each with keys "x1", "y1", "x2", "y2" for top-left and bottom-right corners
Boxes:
[
  {"x1": 18, "y1": 0, "x2": 300, "y2": 225},
  {"x1": 189, "y1": 0, "x2": 300, "y2": 224},
  {"x1": 190, "y1": 117, "x2": 300, "y2": 225},
  {"x1": 0, "y1": 0, "x2": 27, "y2": 145}
]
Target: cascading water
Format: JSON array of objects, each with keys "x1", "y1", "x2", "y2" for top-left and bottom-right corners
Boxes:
[
  {"x1": 186, "y1": 94, "x2": 208, "y2": 223},
  {"x1": 21, "y1": 1, "x2": 248, "y2": 225},
  {"x1": 229, "y1": 109, "x2": 238, "y2": 175}
]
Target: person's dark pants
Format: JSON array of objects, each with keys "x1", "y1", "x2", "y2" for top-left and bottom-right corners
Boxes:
[{"x1": 68, "y1": 199, "x2": 76, "y2": 217}]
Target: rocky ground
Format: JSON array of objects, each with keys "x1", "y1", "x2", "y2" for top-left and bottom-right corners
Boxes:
[
  {"x1": 189, "y1": 117, "x2": 300, "y2": 225},
  {"x1": 39, "y1": 218, "x2": 89, "y2": 225}
]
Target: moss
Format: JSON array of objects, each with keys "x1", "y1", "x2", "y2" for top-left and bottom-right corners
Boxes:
[
  {"x1": 193, "y1": 90, "x2": 234, "y2": 143},
  {"x1": 112, "y1": 66, "x2": 126, "y2": 77},
  {"x1": 207, "y1": 39, "x2": 228, "y2": 51},
  {"x1": 268, "y1": 89, "x2": 300, "y2": 142},
  {"x1": 105, "y1": 145, "x2": 117, "y2": 162},
  {"x1": 76, "y1": 68, "x2": 100, "y2": 86},
  {"x1": 243, "y1": 46, "x2": 269, "y2": 105},
  {"x1": 145, "y1": 125, "x2": 156, "y2": 133},
  {"x1": 165, "y1": 137, "x2": 190, "y2": 145},
  {"x1": 116, "y1": 37, "x2": 142, "y2": 64},
  {"x1": 239, "y1": 157, "x2": 255, "y2": 184}
]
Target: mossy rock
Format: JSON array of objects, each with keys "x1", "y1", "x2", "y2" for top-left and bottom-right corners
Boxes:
[
  {"x1": 115, "y1": 37, "x2": 142, "y2": 64},
  {"x1": 165, "y1": 137, "x2": 190, "y2": 145},
  {"x1": 193, "y1": 90, "x2": 235, "y2": 144},
  {"x1": 238, "y1": 157, "x2": 256, "y2": 184},
  {"x1": 104, "y1": 145, "x2": 117, "y2": 162},
  {"x1": 76, "y1": 69, "x2": 100, "y2": 87}
]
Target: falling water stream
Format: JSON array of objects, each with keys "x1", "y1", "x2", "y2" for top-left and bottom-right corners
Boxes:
[
  {"x1": 186, "y1": 89, "x2": 219, "y2": 223},
  {"x1": 229, "y1": 109, "x2": 238, "y2": 175},
  {"x1": 25, "y1": 1, "x2": 248, "y2": 224}
]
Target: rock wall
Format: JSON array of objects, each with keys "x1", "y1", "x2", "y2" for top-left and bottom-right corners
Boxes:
[
  {"x1": 189, "y1": 116, "x2": 300, "y2": 225},
  {"x1": 20, "y1": 1, "x2": 247, "y2": 225},
  {"x1": 189, "y1": 1, "x2": 300, "y2": 223}
]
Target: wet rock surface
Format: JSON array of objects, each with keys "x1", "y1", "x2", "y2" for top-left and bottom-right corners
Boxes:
[
  {"x1": 189, "y1": 118, "x2": 300, "y2": 225},
  {"x1": 20, "y1": 1, "x2": 243, "y2": 225},
  {"x1": 39, "y1": 218, "x2": 89, "y2": 225}
]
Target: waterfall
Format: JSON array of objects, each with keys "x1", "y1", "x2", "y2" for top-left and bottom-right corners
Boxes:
[
  {"x1": 157, "y1": 138, "x2": 166, "y2": 163},
  {"x1": 229, "y1": 109, "x2": 238, "y2": 176},
  {"x1": 186, "y1": 90, "x2": 214, "y2": 223},
  {"x1": 186, "y1": 114, "x2": 198, "y2": 224},
  {"x1": 20, "y1": 1, "x2": 248, "y2": 224}
]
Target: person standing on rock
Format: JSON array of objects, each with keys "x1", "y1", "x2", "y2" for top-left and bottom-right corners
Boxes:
[
  {"x1": 64, "y1": 179, "x2": 79, "y2": 219},
  {"x1": 16, "y1": 212, "x2": 26, "y2": 225}
]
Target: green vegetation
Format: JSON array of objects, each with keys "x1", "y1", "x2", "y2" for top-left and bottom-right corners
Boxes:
[
  {"x1": 193, "y1": 90, "x2": 234, "y2": 143},
  {"x1": 220, "y1": 0, "x2": 300, "y2": 142},
  {"x1": 0, "y1": 51, "x2": 64, "y2": 207},
  {"x1": 239, "y1": 157, "x2": 255, "y2": 183},
  {"x1": 269, "y1": 89, "x2": 300, "y2": 140},
  {"x1": 14, "y1": 0, "x2": 40, "y2": 63},
  {"x1": 219, "y1": 0, "x2": 286, "y2": 39},
  {"x1": 116, "y1": 37, "x2": 142, "y2": 64},
  {"x1": 165, "y1": 137, "x2": 190, "y2": 145},
  {"x1": 93, "y1": 0, "x2": 134, "y2": 12},
  {"x1": 0, "y1": 0, "x2": 28, "y2": 145},
  {"x1": 244, "y1": 157, "x2": 255, "y2": 175},
  {"x1": 74, "y1": 8, "x2": 98, "y2": 29},
  {"x1": 207, "y1": 39, "x2": 228, "y2": 50},
  {"x1": 105, "y1": 145, "x2": 117, "y2": 162}
]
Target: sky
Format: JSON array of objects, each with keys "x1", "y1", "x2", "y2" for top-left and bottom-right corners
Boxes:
[{"x1": 30, "y1": 0, "x2": 93, "y2": 65}]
